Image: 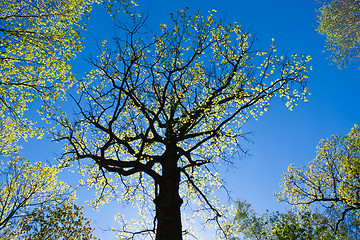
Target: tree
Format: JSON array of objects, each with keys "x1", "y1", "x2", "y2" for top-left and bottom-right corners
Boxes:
[
  {"x1": 230, "y1": 200, "x2": 266, "y2": 240},
  {"x1": 54, "y1": 8, "x2": 311, "y2": 239},
  {"x1": 0, "y1": 0, "x2": 95, "y2": 153},
  {"x1": 0, "y1": 1, "x2": 137, "y2": 239},
  {"x1": 277, "y1": 125, "x2": 360, "y2": 236},
  {"x1": 6, "y1": 203, "x2": 97, "y2": 240},
  {"x1": 0, "y1": 154, "x2": 97, "y2": 239},
  {"x1": 229, "y1": 200, "x2": 345, "y2": 240},
  {"x1": 316, "y1": 0, "x2": 360, "y2": 68}
]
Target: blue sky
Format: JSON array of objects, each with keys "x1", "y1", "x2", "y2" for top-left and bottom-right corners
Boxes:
[{"x1": 21, "y1": 0, "x2": 360, "y2": 239}]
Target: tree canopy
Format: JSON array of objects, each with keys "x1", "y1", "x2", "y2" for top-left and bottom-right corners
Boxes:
[
  {"x1": 0, "y1": 1, "x2": 139, "y2": 239},
  {"x1": 0, "y1": 0, "x2": 95, "y2": 153},
  {"x1": 229, "y1": 200, "x2": 357, "y2": 240},
  {"x1": 53, "y1": 8, "x2": 311, "y2": 239},
  {"x1": 317, "y1": 0, "x2": 360, "y2": 68},
  {"x1": 277, "y1": 125, "x2": 360, "y2": 234},
  {"x1": 231, "y1": 200, "x2": 331, "y2": 240},
  {"x1": 0, "y1": 155, "x2": 97, "y2": 239}
]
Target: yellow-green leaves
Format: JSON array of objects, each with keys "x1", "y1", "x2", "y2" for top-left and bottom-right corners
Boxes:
[
  {"x1": 0, "y1": 0, "x2": 94, "y2": 154},
  {"x1": 316, "y1": 0, "x2": 360, "y2": 68},
  {"x1": 276, "y1": 125, "x2": 360, "y2": 232},
  {"x1": 55, "y1": 8, "x2": 311, "y2": 238},
  {"x1": 0, "y1": 154, "x2": 97, "y2": 238},
  {"x1": 0, "y1": 151, "x2": 97, "y2": 238},
  {"x1": 14, "y1": 203, "x2": 97, "y2": 239},
  {"x1": 231, "y1": 200, "x2": 338, "y2": 240}
]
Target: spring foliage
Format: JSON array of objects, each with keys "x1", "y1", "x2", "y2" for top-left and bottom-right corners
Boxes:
[
  {"x1": 0, "y1": 0, "x2": 96, "y2": 154},
  {"x1": 317, "y1": 0, "x2": 360, "y2": 68},
  {"x1": 277, "y1": 125, "x2": 360, "y2": 233},
  {"x1": 0, "y1": 155, "x2": 96, "y2": 239},
  {"x1": 230, "y1": 200, "x2": 336, "y2": 240},
  {"x1": 54, "y1": 8, "x2": 311, "y2": 238},
  {"x1": 0, "y1": 1, "x2": 130, "y2": 238}
]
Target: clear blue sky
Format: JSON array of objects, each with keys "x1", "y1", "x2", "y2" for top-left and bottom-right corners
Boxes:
[{"x1": 22, "y1": 0, "x2": 360, "y2": 239}]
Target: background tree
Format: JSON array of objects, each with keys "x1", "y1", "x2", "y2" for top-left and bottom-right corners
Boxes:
[
  {"x1": 54, "y1": 8, "x2": 311, "y2": 239},
  {"x1": 316, "y1": 0, "x2": 360, "y2": 68},
  {"x1": 276, "y1": 125, "x2": 360, "y2": 235},
  {"x1": 0, "y1": 1, "x2": 136, "y2": 239},
  {"x1": 228, "y1": 200, "x2": 353, "y2": 240},
  {"x1": 6, "y1": 203, "x2": 97, "y2": 240},
  {"x1": 0, "y1": 154, "x2": 97, "y2": 239},
  {"x1": 229, "y1": 200, "x2": 265, "y2": 239},
  {"x1": 0, "y1": 0, "x2": 139, "y2": 153},
  {"x1": 0, "y1": 0, "x2": 97, "y2": 151}
]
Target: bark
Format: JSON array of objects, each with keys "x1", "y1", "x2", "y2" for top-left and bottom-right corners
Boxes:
[{"x1": 154, "y1": 146, "x2": 183, "y2": 240}]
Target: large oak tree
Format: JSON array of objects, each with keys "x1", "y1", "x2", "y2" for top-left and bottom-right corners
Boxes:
[{"x1": 55, "y1": 8, "x2": 311, "y2": 239}]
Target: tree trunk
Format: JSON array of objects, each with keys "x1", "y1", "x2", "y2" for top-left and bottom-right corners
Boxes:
[{"x1": 154, "y1": 146, "x2": 183, "y2": 240}]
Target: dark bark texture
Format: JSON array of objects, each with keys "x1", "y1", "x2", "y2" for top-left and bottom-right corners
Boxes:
[{"x1": 154, "y1": 146, "x2": 183, "y2": 240}]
